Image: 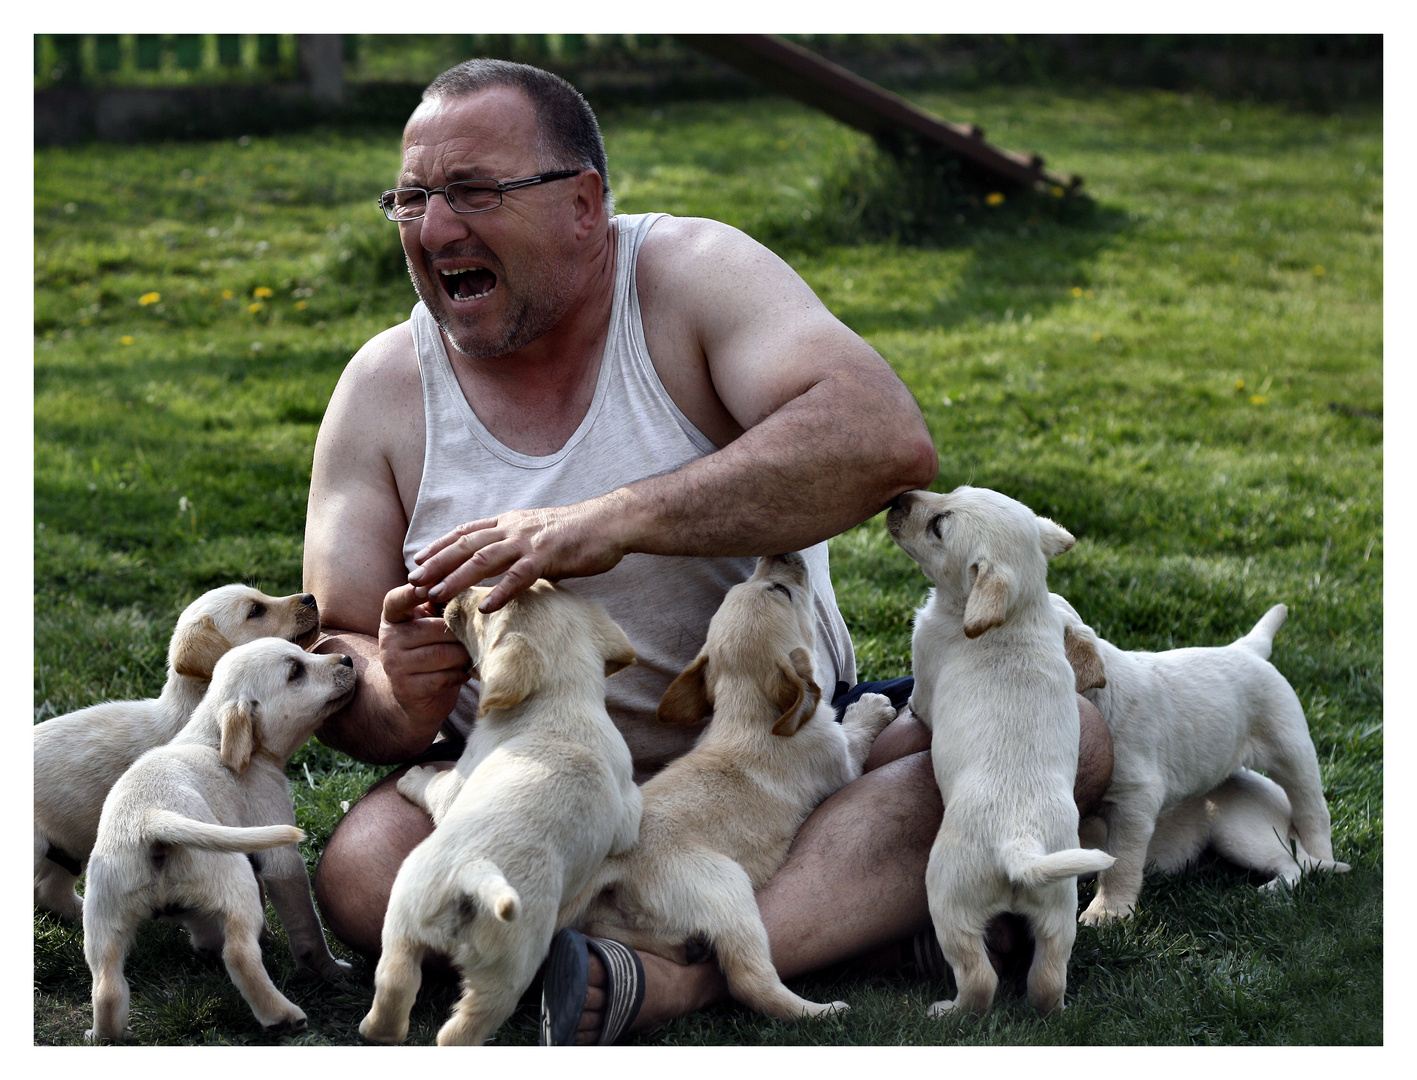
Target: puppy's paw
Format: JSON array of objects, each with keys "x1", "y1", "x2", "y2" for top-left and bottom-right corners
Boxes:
[
  {"x1": 801, "y1": 1000, "x2": 850, "y2": 1018},
  {"x1": 927, "y1": 998, "x2": 959, "y2": 1017},
  {"x1": 395, "y1": 765, "x2": 436, "y2": 807},
  {"x1": 844, "y1": 692, "x2": 897, "y2": 736},
  {"x1": 359, "y1": 1012, "x2": 408, "y2": 1045},
  {"x1": 83, "y1": 1026, "x2": 134, "y2": 1042},
  {"x1": 1078, "y1": 896, "x2": 1134, "y2": 926},
  {"x1": 262, "y1": 1010, "x2": 308, "y2": 1036}
]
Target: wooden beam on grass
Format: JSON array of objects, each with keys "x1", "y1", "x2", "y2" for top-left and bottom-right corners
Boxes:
[{"x1": 681, "y1": 34, "x2": 1083, "y2": 195}]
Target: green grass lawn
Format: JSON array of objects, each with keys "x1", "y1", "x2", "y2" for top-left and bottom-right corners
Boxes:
[{"x1": 33, "y1": 84, "x2": 1381, "y2": 1045}]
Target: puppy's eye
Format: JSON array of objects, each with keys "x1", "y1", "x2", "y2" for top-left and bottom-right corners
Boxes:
[
  {"x1": 769, "y1": 583, "x2": 793, "y2": 600},
  {"x1": 248, "y1": 602, "x2": 267, "y2": 620},
  {"x1": 927, "y1": 513, "x2": 951, "y2": 539},
  {"x1": 286, "y1": 659, "x2": 305, "y2": 683}
]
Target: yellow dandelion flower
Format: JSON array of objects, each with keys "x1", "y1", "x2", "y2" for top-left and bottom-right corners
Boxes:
[
  {"x1": 1093, "y1": 333, "x2": 1103, "y2": 342},
  {"x1": 120, "y1": 335, "x2": 135, "y2": 345},
  {"x1": 295, "y1": 300, "x2": 308, "y2": 310},
  {"x1": 1250, "y1": 395, "x2": 1269, "y2": 406},
  {"x1": 221, "y1": 289, "x2": 233, "y2": 300},
  {"x1": 138, "y1": 292, "x2": 161, "y2": 306},
  {"x1": 253, "y1": 286, "x2": 274, "y2": 299},
  {"x1": 985, "y1": 192, "x2": 1005, "y2": 207},
  {"x1": 1312, "y1": 265, "x2": 1326, "y2": 276},
  {"x1": 248, "y1": 302, "x2": 264, "y2": 314},
  {"x1": 1070, "y1": 287, "x2": 1084, "y2": 298},
  {"x1": 1235, "y1": 379, "x2": 1246, "y2": 391},
  {"x1": 1051, "y1": 185, "x2": 1065, "y2": 198}
]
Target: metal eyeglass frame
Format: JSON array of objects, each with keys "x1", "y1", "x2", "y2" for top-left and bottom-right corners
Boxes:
[{"x1": 378, "y1": 169, "x2": 583, "y2": 221}]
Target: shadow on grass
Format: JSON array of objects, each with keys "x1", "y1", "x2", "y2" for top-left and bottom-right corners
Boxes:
[{"x1": 754, "y1": 139, "x2": 1134, "y2": 337}]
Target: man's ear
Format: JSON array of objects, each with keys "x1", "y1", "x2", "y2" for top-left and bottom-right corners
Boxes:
[
  {"x1": 658, "y1": 654, "x2": 710, "y2": 725},
  {"x1": 171, "y1": 615, "x2": 233, "y2": 680},
  {"x1": 770, "y1": 648, "x2": 822, "y2": 737},
  {"x1": 962, "y1": 559, "x2": 1011, "y2": 638},
  {"x1": 477, "y1": 632, "x2": 540, "y2": 717},
  {"x1": 219, "y1": 698, "x2": 260, "y2": 773}
]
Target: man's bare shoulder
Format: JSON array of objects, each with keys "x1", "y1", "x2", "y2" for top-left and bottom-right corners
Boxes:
[
  {"x1": 636, "y1": 215, "x2": 794, "y2": 290},
  {"x1": 338, "y1": 320, "x2": 421, "y2": 393}
]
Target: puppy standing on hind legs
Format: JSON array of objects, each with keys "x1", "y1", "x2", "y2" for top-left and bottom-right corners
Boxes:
[
  {"x1": 358, "y1": 581, "x2": 642, "y2": 1046},
  {"x1": 82, "y1": 638, "x2": 356, "y2": 1042},
  {"x1": 887, "y1": 486, "x2": 1114, "y2": 1016},
  {"x1": 34, "y1": 584, "x2": 322, "y2": 921},
  {"x1": 562, "y1": 553, "x2": 895, "y2": 1027}
]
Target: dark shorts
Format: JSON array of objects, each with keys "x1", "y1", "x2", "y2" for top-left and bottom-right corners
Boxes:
[{"x1": 407, "y1": 676, "x2": 916, "y2": 767}]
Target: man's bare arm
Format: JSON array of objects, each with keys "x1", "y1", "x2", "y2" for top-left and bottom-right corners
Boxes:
[
  {"x1": 303, "y1": 328, "x2": 469, "y2": 762},
  {"x1": 409, "y1": 219, "x2": 938, "y2": 611}
]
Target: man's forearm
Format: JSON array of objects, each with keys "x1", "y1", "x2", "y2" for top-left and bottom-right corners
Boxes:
[
  {"x1": 622, "y1": 368, "x2": 937, "y2": 559},
  {"x1": 310, "y1": 629, "x2": 445, "y2": 765}
]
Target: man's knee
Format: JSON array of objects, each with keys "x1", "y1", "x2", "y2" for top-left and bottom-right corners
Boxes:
[
  {"x1": 1074, "y1": 694, "x2": 1113, "y2": 816},
  {"x1": 314, "y1": 764, "x2": 443, "y2": 957}
]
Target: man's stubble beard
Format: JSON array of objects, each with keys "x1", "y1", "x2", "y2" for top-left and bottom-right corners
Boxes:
[{"x1": 408, "y1": 252, "x2": 578, "y2": 361}]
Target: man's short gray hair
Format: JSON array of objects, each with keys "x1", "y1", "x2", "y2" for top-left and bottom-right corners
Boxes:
[{"x1": 423, "y1": 58, "x2": 613, "y2": 213}]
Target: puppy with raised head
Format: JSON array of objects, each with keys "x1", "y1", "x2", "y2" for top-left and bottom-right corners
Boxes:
[
  {"x1": 887, "y1": 486, "x2": 1114, "y2": 1016},
  {"x1": 82, "y1": 637, "x2": 355, "y2": 1041},
  {"x1": 1049, "y1": 593, "x2": 1344, "y2": 920},
  {"x1": 34, "y1": 584, "x2": 321, "y2": 921},
  {"x1": 358, "y1": 581, "x2": 642, "y2": 1046},
  {"x1": 568, "y1": 553, "x2": 896, "y2": 1022}
]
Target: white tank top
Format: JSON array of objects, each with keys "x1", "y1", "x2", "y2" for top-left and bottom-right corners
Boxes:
[{"x1": 403, "y1": 211, "x2": 855, "y2": 778}]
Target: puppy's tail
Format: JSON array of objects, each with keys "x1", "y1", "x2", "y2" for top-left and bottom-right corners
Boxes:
[
  {"x1": 144, "y1": 810, "x2": 303, "y2": 853},
  {"x1": 1230, "y1": 604, "x2": 1288, "y2": 660},
  {"x1": 457, "y1": 858, "x2": 521, "y2": 923},
  {"x1": 1004, "y1": 845, "x2": 1116, "y2": 889}
]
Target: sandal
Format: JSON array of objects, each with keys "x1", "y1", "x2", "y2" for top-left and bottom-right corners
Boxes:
[{"x1": 540, "y1": 928, "x2": 645, "y2": 1046}]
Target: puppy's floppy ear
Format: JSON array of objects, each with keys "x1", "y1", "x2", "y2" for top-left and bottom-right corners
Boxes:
[
  {"x1": 477, "y1": 631, "x2": 540, "y2": 717},
  {"x1": 962, "y1": 559, "x2": 1011, "y2": 638},
  {"x1": 1063, "y1": 624, "x2": 1107, "y2": 692},
  {"x1": 219, "y1": 698, "x2": 260, "y2": 773},
  {"x1": 593, "y1": 610, "x2": 637, "y2": 678},
  {"x1": 658, "y1": 654, "x2": 710, "y2": 725},
  {"x1": 171, "y1": 615, "x2": 234, "y2": 679},
  {"x1": 1037, "y1": 517, "x2": 1075, "y2": 559},
  {"x1": 770, "y1": 647, "x2": 822, "y2": 737}
]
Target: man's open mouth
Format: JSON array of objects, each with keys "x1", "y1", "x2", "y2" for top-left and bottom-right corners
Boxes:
[{"x1": 440, "y1": 266, "x2": 497, "y2": 302}]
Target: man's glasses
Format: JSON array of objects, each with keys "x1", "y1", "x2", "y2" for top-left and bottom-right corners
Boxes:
[{"x1": 378, "y1": 169, "x2": 582, "y2": 221}]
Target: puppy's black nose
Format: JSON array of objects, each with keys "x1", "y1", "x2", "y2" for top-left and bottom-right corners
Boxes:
[
  {"x1": 888, "y1": 494, "x2": 906, "y2": 514},
  {"x1": 338, "y1": 654, "x2": 353, "y2": 668},
  {"x1": 300, "y1": 593, "x2": 318, "y2": 608}
]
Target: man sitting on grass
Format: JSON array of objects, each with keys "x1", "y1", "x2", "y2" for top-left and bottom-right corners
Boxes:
[{"x1": 302, "y1": 57, "x2": 1113, "y2": 1044}]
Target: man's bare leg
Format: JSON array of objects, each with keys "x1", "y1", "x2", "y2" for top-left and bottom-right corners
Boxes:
[
  {"x1": 572, "y1": 695, "x2": 1113, "y2": 1044},
  {"x1": 314, "y1": 761, "x2": 452, "y2": 958}
]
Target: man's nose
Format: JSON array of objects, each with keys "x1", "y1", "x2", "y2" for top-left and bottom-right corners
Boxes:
[{"x1": 416, "y1": 191, "x2": 473, "y2": 248}]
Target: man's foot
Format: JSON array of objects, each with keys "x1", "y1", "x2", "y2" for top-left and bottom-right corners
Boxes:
[{"x1": 544, "y1": 929, "x2": 729, "y2": 1045}]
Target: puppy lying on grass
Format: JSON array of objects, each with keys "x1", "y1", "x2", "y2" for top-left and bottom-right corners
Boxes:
[
  {"x1": 359, "y1": 581, "x2": 642, "y2": 1046},
  {"x1": 1050, "y1": 593, "x2": 1345, "y2": 920},
  {"x1": 566, "y1": 553, "x2": 896, "y2": 1022},
  {"x1": 83, "y1": 638, "x2": 355, "y2": 1042},
  {"x1": 34, "y1": 584, "x2": 321, "y2": 921},
  {"x1": 888, "y1": 486, "x2": 1114, "y2": 1016}
]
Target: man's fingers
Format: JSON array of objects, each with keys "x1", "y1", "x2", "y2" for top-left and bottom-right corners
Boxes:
[
  {"x1": 425, "y1": 539, "x2": 523, "y2": 601},
  {"x1": 411, "y1": 518, "x2": 499, "y2": 569},
  {"x1": 381, "y1": 583, "x2": 428, "y2": 624},
  {"x1": 475, "y1": 559, "x2": 541, "y2": 615}
]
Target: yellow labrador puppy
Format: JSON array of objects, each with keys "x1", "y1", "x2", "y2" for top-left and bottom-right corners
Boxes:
[
  {"x1": 82, "y1": 638, "x2": 355, "y2": 1041},
  {"x1": 567, "y1": 553, "x2": 896, "y2": 1022},
  {"x1": 887, "y1": 487, "x2": 1114, "y2": 1016},
  {"x1": 1049, "y1": 593, "x2": 1345, "y2": 917},
  {"x1": 34, "y1": 584, "x2": 321, "y2": 920},
  {"x1": 359, "y1": 581, "x2": 642, "y2": 1046}
]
